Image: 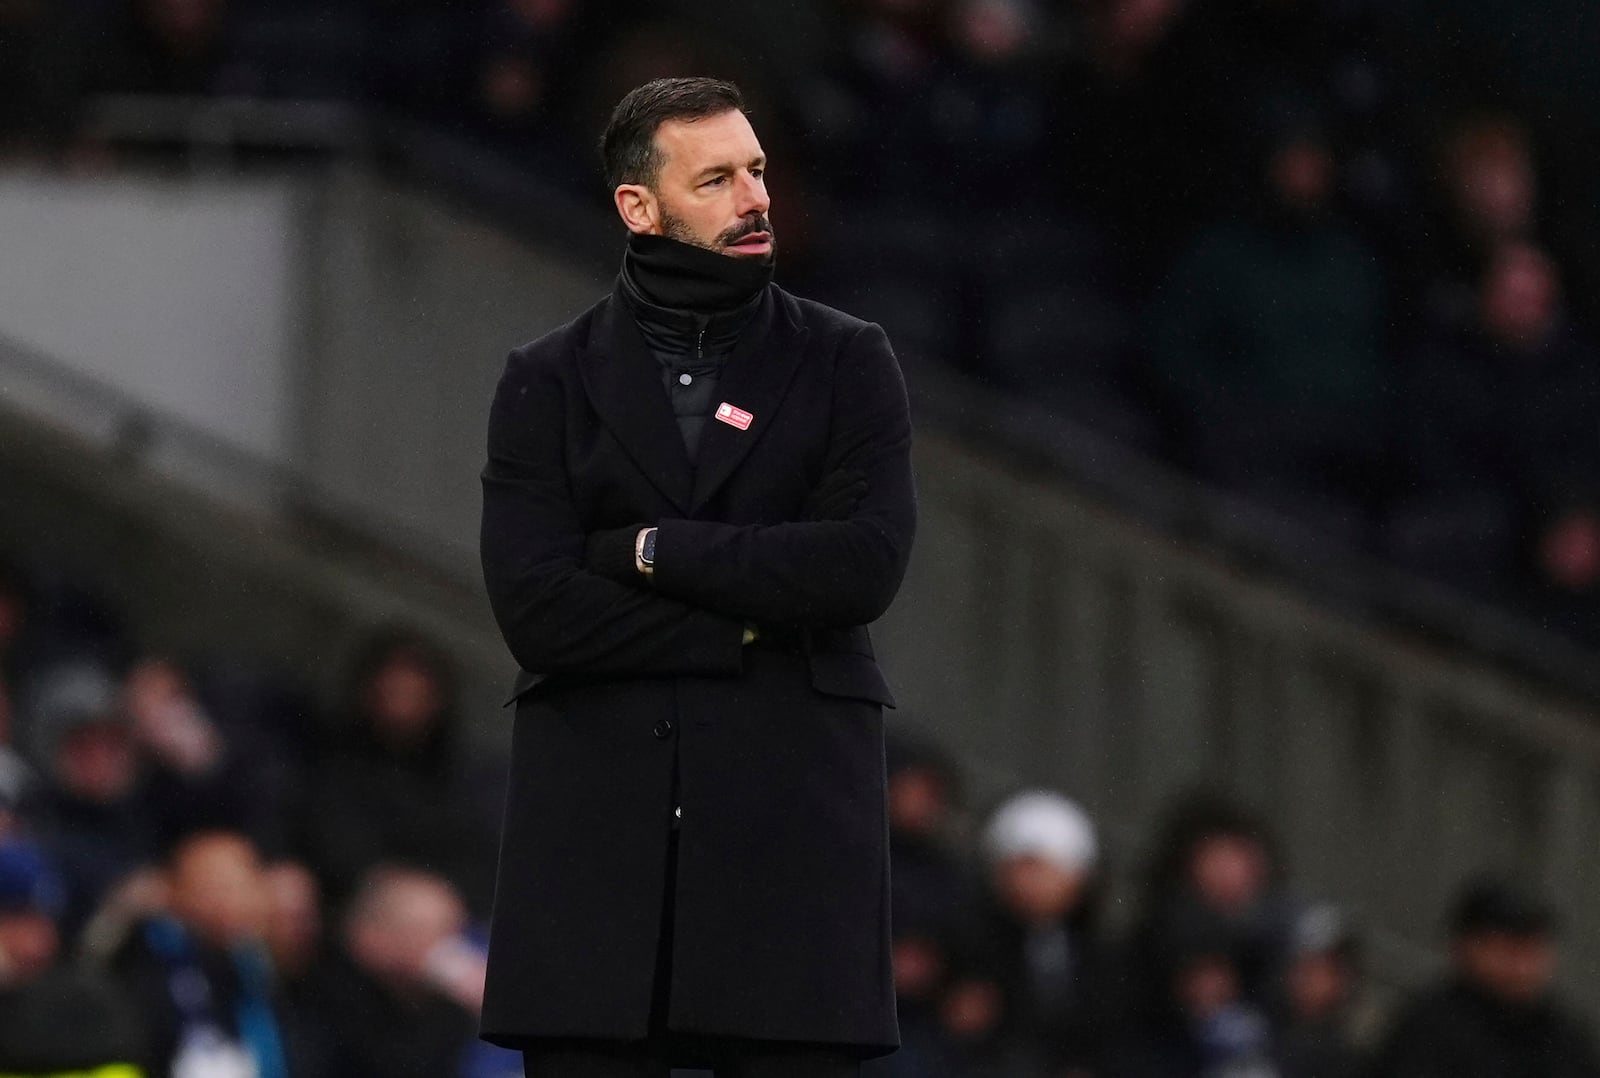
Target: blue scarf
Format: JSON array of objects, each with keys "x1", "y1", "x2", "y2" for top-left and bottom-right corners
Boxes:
[{"x1": 144, "y1": 917, "x2": 289, "y2": 1078}]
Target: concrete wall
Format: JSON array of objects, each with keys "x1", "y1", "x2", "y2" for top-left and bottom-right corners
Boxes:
[
  {"x1": 0, "y1": 173, "x2": 299, "y2": 463},
  {"x1": 293, "y1": 170, "x2": 609, "y2": 572}
]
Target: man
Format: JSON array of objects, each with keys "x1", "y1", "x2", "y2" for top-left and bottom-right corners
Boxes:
[
  {"x1": 293, "y1": 866, "x2": 481, "y2": 1078},
  {"x1": 0, "y1": 839, "x2": 146, "y2": 1077},
  {"x1": 1370, "y1": 876, "x2": 1600, "y2": 1078},
  {"x1": 478, "y1": 77, "x2": 916, "y2": 1076},
  {"x1": 110, "y1": 831, "x2": 290, "y2": 1078}
]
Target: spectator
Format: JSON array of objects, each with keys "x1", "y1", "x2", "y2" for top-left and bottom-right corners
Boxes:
[
  {"x1": 1415, "y1": 114, "x2": 1543, "y2": 328},
  {"x1": 917, "y1": 0, "x2": 1055, "y2": 211},
  {"x1": 1180, "y1": 0, "x2": 1407, "y2": 228},
  {"x1": 1370, "y1": 876, "x2": 1600, "y2": 1078},
  {"x1": 953, "y1": 789, "x2": 1105, "y2": 1076},
  {"x1": 301, "y1": 628, "x2": 499, "y2": 915},
  {"x1": 0, "y1": 838, "x2": 146, "y2": 1074},
  {"x1": 812, "y1": 0, "x2": 947, "y2": 199},
  {"x1": 1149, "y1": 110, "x2": 1391, "y2": 535},
  {"x1": 469, "y1": 0, "x2": 599, "y2": 172},
  {"x1": 1392, "y1": 241, "x2": 1600, "y2": 627},
  {"x1": 1105, "y1": 923, "x2": 1280, "y2": 1078},
  {"x1": 293, "y1": 865, "x2": 481, "y2": 1078},
  {"x1": 934, "y1": 969, "x2": 1012, "y2": 1078},
  {"x1": 874, "y1": 736, "x2": 976, "y2": 1076},
  {"x1": 1053, "y1": 0, "x2": 1216, "y2": 289},
  {"x1": 22, "y1": 661, "x2": 155, "y2": 940},
  {"x1": 1275, "y1": 905, "x2": 1366, "y2": 1078},
  {"x1": 110, "y1": 830, "x2": 290, "y2": 1078},
  {"x1": 262, "y1": 859, "x2": 322, "y2": 997},
  {"x1": 121, "y1": 656, "x2": 285, "y2": 853},
  {"x1": 1130, "y1": 794, "x2": 1298, "y2": 1022}
]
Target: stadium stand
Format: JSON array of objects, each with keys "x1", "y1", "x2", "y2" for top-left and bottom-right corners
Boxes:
[{"x1": 4, "y1": 2, "x2": 1600, "y2": 1075}]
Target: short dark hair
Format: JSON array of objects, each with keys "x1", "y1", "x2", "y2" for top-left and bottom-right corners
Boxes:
[
  {"x1": 1451, "y1": 875, "x2": 1557, "y2": 939},
  {"x1": 601, "y1": 77, "x2": 746, "y2": 191}
]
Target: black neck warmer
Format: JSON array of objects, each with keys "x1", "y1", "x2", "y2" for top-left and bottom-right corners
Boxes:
[{"x1": 619, "y1": 233, "x2": 772, "y2": 360}]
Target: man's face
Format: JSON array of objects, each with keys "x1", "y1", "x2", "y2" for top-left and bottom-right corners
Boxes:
[
  {"x1": 0, "y1": 911, "x2": 57, "y2": 986},
  {"x1": 1456, "y1": 931, "x2": 1557, "y2": 1005},
  {"x1": 618, "y1": 109, "x2": 774, "y2": 263},
  {"x1": 1480, "y1": 243, "x2": 1559, "y2": 349},
  {"x1": 994, "y1": 854, "x2": 1086, "y2": 924}
]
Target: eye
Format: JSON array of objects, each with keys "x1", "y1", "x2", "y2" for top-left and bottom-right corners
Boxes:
[
  {"x1": 751, "y1": 167, "x2": 765, "y2": 180},
  {"x1": 703, "y1": 176, "x2": 727, "y2": 188}
]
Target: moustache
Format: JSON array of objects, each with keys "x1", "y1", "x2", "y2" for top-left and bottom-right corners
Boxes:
[{"x1": 719, "y1": 215, "x2": 774, "y2": 247}]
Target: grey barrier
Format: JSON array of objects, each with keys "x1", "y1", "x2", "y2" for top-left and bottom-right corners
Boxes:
[{"x1": 873, "y1": 431, "x2": 1600, "y2": 1004}]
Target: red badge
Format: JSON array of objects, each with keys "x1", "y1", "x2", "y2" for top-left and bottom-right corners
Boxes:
[{"x1": 715, "y1": 402, "x2": 754, "y2": 431}]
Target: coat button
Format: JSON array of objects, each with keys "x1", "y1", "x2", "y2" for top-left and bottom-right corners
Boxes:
[
  {"x1": 653, "y1": 719, "x2": 674, "y2": 739},
  {"x1": 678, "y1": 373, "x2": 693, "y2": 386}
]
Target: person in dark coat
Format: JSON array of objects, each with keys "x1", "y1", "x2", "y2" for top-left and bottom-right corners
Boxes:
[
  {"x1": 1124, "y1": 793, "x2": 1300, "y2": 1027},
  {"x1": 109, "y1": 831, "x2": 291, "y2": 1078},
  {"x1": 290, "y1": 866, "x2": 480, "y2": 1078},
  {"x1": 0, "y1": 839, "x2": 147, "y2": 1076},
  {"x1": 478, "y1": 77, "x2": 917, "y2": 1075},
  {"x1": 302, "y1": 628, "x2": 501, "y2": 915},
  {"x1": 22, "y1": 661, "x2": 156, "y2": 942},
  {"x1": 1148, "y1": 109, "x2": 1391, "y2": 535},
  {"x1": 1100, "y1": 925, "x2": 1279, "y2": 1078},
  {"x1": 1276, "y1": 905, "x2": 1368, "y2": 1078},
  {"x1": 868, "y1": 736, "x2": 978, "y2": 1077},
  {"x1": 950, "y1": 790, "x2": 1106, "y2": 1077},
  {"x1": 121, "y1": 656, "x2": 285, "y2": 857},
  {"x1": 1391, "y1": 241, "x2": 1600, "y2": 635},
  {"x1": 1369, "y1": 876, "x2": 1600, "y2": 1078}
]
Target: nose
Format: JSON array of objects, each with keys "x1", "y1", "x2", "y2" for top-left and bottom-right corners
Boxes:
[{"x1": 736, "y1": 170, "x2": 769, "y2": 218}]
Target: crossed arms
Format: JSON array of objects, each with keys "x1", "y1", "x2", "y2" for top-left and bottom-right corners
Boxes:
[{"x1": 479, "y1": 322, "x2": 916, "y2": 681}]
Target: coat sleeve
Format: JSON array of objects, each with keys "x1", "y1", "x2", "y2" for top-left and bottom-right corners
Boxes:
[
  {"x1": 480, "y1": 345, "x2": 747, "y2": 678},
  {"x1": 650, "y1": 322, "x2": 917, "y2": 629}
]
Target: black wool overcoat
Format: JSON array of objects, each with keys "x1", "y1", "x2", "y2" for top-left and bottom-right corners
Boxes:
[{"x1": 477, "y1": 279, "x2": 917, "y2": 1056}]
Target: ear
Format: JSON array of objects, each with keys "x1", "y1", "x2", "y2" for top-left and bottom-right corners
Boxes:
[{"x1": 614, "y1": 184, "x2": 660, "y2": 235}]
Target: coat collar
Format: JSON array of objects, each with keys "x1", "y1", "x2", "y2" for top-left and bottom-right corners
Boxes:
[{"x1": 579, "y1": 283, "x2": 810, "y2": 516}]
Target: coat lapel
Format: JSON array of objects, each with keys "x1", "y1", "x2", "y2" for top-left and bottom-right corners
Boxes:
[
  {"x1": 578, "y1": 291, "x2": 695, "y2": 514},
  {"x1": 690, "y1": 289, "x2": 810, "y2": 514}
]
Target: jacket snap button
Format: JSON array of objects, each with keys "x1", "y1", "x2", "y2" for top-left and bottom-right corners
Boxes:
[{"x1": 653, "y1": 719, "x2": 674, "y2": 738}]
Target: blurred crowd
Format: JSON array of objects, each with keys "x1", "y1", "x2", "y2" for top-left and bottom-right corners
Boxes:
[
  {"x1": 5, "y1": 0, "x2": 1600, "y2": 641},
  {"x1": 4, "y1": 3, "x2": 1600, "y2": 1071},
  {"x1": 0, "y1": 558, "x2": 514, "y2": 1077},
  {"x1": 3, "y1": 554, "x2": 1598, "y2": 1078},
  {"x1": 867, "y1": 743, "x2": 1598, "y2": 1078}
]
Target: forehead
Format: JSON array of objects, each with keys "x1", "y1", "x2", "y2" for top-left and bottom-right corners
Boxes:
[{"x1": 654, "y1": 110, "x2": 763, "y2": 176}]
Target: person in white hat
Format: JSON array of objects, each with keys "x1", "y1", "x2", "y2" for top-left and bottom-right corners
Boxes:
[{"x1": 943, "y1": 791, "x2": 1104, "y2": 1075}]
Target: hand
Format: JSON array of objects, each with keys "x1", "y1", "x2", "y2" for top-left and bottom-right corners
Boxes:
[
  {"x1": 803, "y1": 467, "x2": 867, "y2": 521},
  {"x1": 585, "y1": 524, "x2": 650, "y2": 583},
  {"x1": 422, "y1": 935, "x2": 488, "y2": 1014}
]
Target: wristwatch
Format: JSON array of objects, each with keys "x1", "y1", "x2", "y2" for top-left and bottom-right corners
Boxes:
[{"x1": 636, "y1": 527, "x2": 658, "y2": 576}]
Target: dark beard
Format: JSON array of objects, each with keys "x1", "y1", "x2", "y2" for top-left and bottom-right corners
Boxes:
[{"x1": 661, "y1": 209, "x2": 777, "y2": 265}]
